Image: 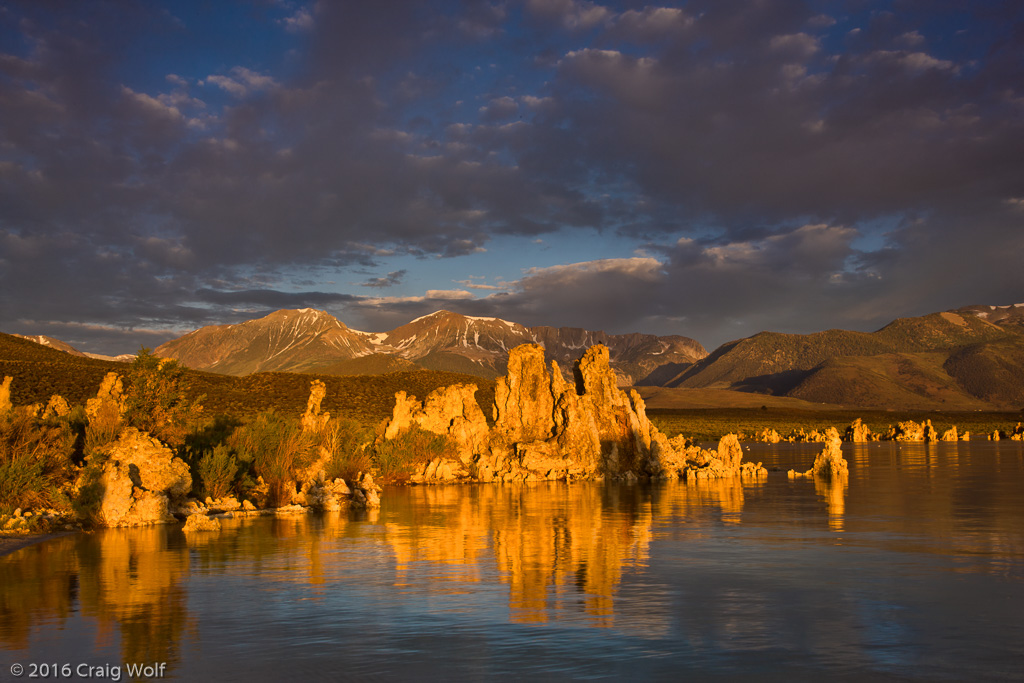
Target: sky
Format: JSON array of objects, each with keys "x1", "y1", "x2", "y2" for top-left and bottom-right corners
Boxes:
[{"x1": 1, "y1": 0, "x2": 1023, "y2": 355}]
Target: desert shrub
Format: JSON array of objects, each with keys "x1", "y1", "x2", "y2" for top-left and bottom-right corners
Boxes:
[
  {"x1": 181, "y1": 414, "x2": 243, "y2": 473},
  {"x1": 197, "y1": 444, "x2": 239, "y2": 499},
  {"x1": 123, "y1": 348, "x2": 204, "y2": 447},
  {"x1": 228, "y1": 411, "x2": 315, "y2": 507},
  {"x1": 0, "y1": 410, "x2": 74, "y2": 514},
  {"x1": 370, "y1": 426, "x2": 454, "y2": 483},
  {"x1": 320, "y1": 419, "x2": 373, "y2": 482},
  {"x1": 83, "y1": 401, "x2": 123, "y2": 457}
]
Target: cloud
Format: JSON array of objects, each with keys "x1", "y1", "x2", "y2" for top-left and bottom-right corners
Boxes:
[
  {"x1": 1, "y1": 0, "x2": 1022, "y2": 355},
  {"x1": 203, "y1": 67, "x2": 278, "y2": 98},
  {"x1": 609, "y1": 7, "x2": 694, "y2": 42},
  {"x1": 525, "y1": 0, "x2": 611, "y2": 32},
  {"x1": 280, "y1": 6, "x2": 315, "y2": 33},
  {"x1": 479, "y1": 96, "x2": 518, "y2": 122},
  {"x1": 360, "y1": 270, "x2": 407, "y2": 288}
]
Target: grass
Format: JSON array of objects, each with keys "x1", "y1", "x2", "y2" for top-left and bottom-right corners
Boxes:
[
  {"x1": 369, "y1": 426, "x2": 455, "y2": 483},
  {"x1": 0, "y1": 411, "x2": 75, "y2": 515}
]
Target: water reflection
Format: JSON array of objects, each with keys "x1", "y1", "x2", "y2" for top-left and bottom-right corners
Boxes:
[
  {"x1": 0, "y1": 529, "x2": 190, "y2": 675},
  {"x1": 813, "y1": 475, "x2": 848, "y2": 532},
  {"x1": 0, "y1": 442, "x2": 1022, "y2": 680},
  {"x1": 384, "y1": 484, "x2": 653, "y2": 627}
]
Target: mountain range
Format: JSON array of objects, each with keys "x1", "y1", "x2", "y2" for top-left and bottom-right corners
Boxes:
[
  {"x1": 660, "y1": 305, "x2": 1024, "y2": 409},
  {"x1": 7, "y1": 304, "x2": 1024, "y2": 411},
  {"x1": 152, "y1": 308, "x2": 708, "y2": 385}
]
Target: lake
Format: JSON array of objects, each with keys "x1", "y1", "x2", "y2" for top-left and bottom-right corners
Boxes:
[{"x1": 2, "y1": 442, "x2": 1023, "y2": 681}]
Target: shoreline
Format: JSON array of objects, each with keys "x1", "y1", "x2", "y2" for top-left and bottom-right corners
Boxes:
[{"x1": 0, "y1": 531, "x2": 77, "y2": 559}]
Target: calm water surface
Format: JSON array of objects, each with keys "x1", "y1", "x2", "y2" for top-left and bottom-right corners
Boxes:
[{"x1": 2, "y1": 442, "x2": 1023, "y2": 681}]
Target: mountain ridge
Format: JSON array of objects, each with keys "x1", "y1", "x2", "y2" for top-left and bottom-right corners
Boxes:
[
  {"x1": 670, "y1": 307, "x2": 1024, "y2": 409},
  {"x1": 153, "y1": 308, "x2": 708, "y2": 384},
  {"x1": 10, "y1": 303, "x2": 1024, "y2": 410}
]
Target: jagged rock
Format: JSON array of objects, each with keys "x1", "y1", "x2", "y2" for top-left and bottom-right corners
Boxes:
[
  {"x1": 41, "y1": 394, "x2": 71, "y2": 419},
  {"x1": 681, "y1": 434, "x2": 765, "y2": 480},
  {"x1": 298, "y1": 476, "x2": 353, "y2": 511},
  {"x1": 383, "y1": 384, "x2": 489, "y2": 461},
  {"x1": 1009, "y1": 423, "x2": 1024, "y2": 441},
  {"x1": 757, "y1": 428, "x2": 782, "y2": 444},
  {"x1": 172, "y1": 499, "x2": 208, "y2": 517},
  {"x1": 87, "y1": 428, "x2": 192, "y2": 527},
  {"x1": 85, "y1": 373, "x2": 125, "y2": 423},
  {"x1": 940, "y1": 425, "x2": 959, "y2": 442},
  {"x1": 300, "y1": 380, "x2": 330, "y2": 433},
  {"x1": 789, "y1": 428, "x2": 848, "y2": 480},
  {"x1": 886, "y1": 420, "x2": 925, "y2": 442},
  {"x1": 885, "y1": 419, "x2": 939, "y2": 442},
  {"x1": 381, "y1": 343, "x2": 768, "y2": 483},
  {"x1": 182, "y1": 513, "x2": 221, "y2": 532},
  {"x1": 845, "y1": 418, "x2": 871, "y2": 443},
  {"x1": 784, "y1": 428, "x2": 829, "y2": 443},
  {"x1": 205, "y1": 496, "x2": 241, "y2": 513},
  {"x1": 0, "y1": 376, "x2": 13, "y2": 415},
  {"x1": 494, "y1": 344, "x2": 557, "y2": 443}
]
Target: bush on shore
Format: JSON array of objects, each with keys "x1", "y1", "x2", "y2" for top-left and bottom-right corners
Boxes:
[
  {"x1": 369, "y1": 426, "x2": 453, "y2": 483},
  {"x1": 228, "y1": 411, "x2": 316, "y2": 507},
  {"x1": 0, "y1": 410, "x2": 75, "y2": 515},
  {"x1": 320, "y1": 418, "x2": 373, "y2": 483}
]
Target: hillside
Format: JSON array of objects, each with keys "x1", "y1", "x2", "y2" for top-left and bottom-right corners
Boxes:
[
  {"x1": 670, "y1": 308, "x2": 1024, "y2": 410},
  {"x1": 12, "y1": 334, "x2": 88, "y2": 357},
  {"x1": 0, "y1": 331, "x2": 494, "y2": 427},
  {"x1": 154, "y1": 308, "x2": 707, "y2": 384},
  {"x1": 0, "y1": 333, "x2": 127, "y2": 406}
]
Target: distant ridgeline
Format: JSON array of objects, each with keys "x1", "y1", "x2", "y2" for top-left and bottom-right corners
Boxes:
[{"x1": 5, "y1": 303, "x2": 1024, "y2": 411}]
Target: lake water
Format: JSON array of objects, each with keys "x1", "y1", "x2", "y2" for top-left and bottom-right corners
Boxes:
[{"x1": 2, "y1": 442, "x2": 1023, "y2": 681}]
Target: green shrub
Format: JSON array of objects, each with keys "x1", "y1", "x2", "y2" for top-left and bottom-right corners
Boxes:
[
  {"x1": 123, "y1": 348, "x2": 204, "y2": 447},
  {"x1": 197, "y1": 444, "x2": 239, "y2": 499},
  {"x1": 320, "y1": 419, "x2": 373, "y2": 482},
  {"x1": 228, "y1": 411, "x2": 315, "y2": 507},
  {"x1": 0, "y1": 410, "x2": 74, "y2": 514},
  {"x1": 370, "y1": 426, "x2": 454, "y2": 483}
]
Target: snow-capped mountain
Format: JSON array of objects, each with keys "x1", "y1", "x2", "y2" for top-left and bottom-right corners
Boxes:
[
  {"x1": 154, "y1": 308, "x2": 375, "y2": 376},
  {"x1": 153, "y1": 308, "x2": 708, "y2": 383},
  {"x1": 13, "y1": 334, "x2": 87, "y2": 357}
]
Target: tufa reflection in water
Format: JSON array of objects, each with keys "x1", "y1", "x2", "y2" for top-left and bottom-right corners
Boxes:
[{"x1": 2, "y1": 444, "x2": 1022, "y2": 680}]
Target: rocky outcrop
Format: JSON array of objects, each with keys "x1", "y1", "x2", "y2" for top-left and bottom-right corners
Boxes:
[
  {"x1": 84, "y1": 428, "x2": 192, "y2": 527},
  {"x1": 789, "y1": 428, "x2": 848, "y2": 480},
  {"x1": 382, "y1": 343, "x2": 765, "y2": 484},
  {"x1": 677, "y1": 434, "x2": 768, "y2": 480},
  {"x1": 86, "y1": 372, "x2": 125, "y2": 423},
  {"x1": 384, "y1": 384, "x2": 490, "y2": 460},
  {"x1": 940, "y1": 425, "x2": 959, "y2": 442},
  {"x1": 300, "y1": 380, "x2": 330, "y2": 433},
  {"x1": 295, "y1": 471, "x2": 381, "y2": 510},
  {"x1": 756, "y1": 428, "x2": 782, "y2": 444},
  {"x1": 845, "y1": 418, "x2": 872, "y2": 443},
  {"x1": 182, "y1": 512, "x2": 221, "y2": 532},
  {"x1": 0, "y1": 376, "x2": 12, "y2": 415},
  {"x1": 42, "y1": 394, "x2": 71, "y2": 419},
  {"x1": 886, "y1": 420, "x2": 924, "y2": 441}
]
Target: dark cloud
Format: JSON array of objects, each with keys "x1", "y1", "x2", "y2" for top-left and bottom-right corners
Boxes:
[
  {"x1": 1, "y1": 1, "x2": 1022, "y2": 353},
  {"x1": 359, "y1": 270, "x2": 407, "y2": 288}
]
